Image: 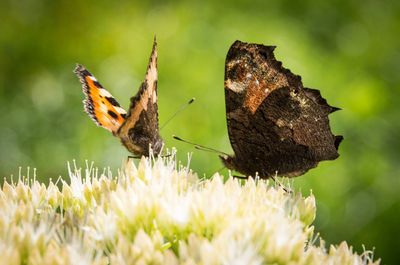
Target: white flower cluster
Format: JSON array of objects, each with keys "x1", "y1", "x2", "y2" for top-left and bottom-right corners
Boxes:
[{"x1": 0, "y1": 154, "x2": 379, "y2": 264}]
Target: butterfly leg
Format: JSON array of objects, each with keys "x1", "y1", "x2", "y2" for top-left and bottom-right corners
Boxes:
[
  {"x1": 127, "y1": 154, "x2": 171, "y2": 160},
  {"x1": 232, "y1": 175, "x2": 248, "y2": 180},
  {"x1": 233, "y1": 175, "x2": 292, "y2": 193},
  {"x1": 127, "y1": 155, "x2": 141, "y2": 160},
  {"x1": 271, "y1": 176, "x2": 292, "y2": 193}
]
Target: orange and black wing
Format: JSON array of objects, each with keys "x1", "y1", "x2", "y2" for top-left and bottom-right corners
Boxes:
[{"x1": 74, "y1": 65, "x2": 127, "y2": 134}]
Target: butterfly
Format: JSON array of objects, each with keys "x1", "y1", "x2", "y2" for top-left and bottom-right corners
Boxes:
[
  {"x1": 220, "y1": 40, "x2": 343, "y2": 178},
  {"x1": 74, "y1": 38, "x2": 163, "y2": 157}
]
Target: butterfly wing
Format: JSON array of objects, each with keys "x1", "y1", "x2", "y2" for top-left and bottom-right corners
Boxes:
[
  {"x1": 74, "y1": 64, "x2": 127, "y2": 134},
  {"x1": 223, "y1": 40, "x2": 342, "y2": 178},
  {"x1": 116, "y1": 38, "x2": 163, "y2": 156}
]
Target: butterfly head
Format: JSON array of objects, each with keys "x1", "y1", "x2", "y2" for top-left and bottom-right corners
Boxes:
[
  {"x1": 150, "y1": 136, "x2": 163, "y2": 156},
  {"x1": 219, "y1": 154, "x2": 237, "y2": 171},
  {"x1": 119, "y1": 131, "x2": 163, "y2": 157}
]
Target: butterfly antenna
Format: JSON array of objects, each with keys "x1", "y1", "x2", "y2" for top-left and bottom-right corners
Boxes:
[
  {"x1": 160, "y1": 98, "x2": 195, "y2": 130},
  {"x1": 173, "y1": 135, "x2": 229, "y2": 156}
]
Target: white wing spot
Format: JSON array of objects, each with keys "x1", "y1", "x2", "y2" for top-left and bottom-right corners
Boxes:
[
  {"x1": 99, "y1": 88, "x2": 113, "y2": 98},
  {"x1": 88, "y1": 76, "x2": 97, "y2": 81},
  {"x1": 226, "y1": 80, "x2": 245, "y2": 93},
  {"x1": 152, "y1": 90, "x2": 157, "y2": 103},
  {"x1": 276, "y1": 119, "x2": 285, "y2": 127},
  {"x1": 148, "y1": 64, "x2": 157, "y2": 85},
  {"x1": 114, "y1": 106, "x2": 127, "y2": 115}
]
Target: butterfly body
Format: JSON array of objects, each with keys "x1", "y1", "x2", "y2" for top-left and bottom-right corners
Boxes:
[
  {"x1": 74, "y1": 39, "x2": 162, "y2": 157},
  {"x1": 221, "y1": 41, "x2": 342, "y2": 178}
]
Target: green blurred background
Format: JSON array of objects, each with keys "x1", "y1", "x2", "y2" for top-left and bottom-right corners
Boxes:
[{"x1": 1, "y1": 0, "x2": 399, "y2": 263}]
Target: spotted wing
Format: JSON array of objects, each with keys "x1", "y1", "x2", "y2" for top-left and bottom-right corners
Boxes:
[
  {"x1": 116, "y1": 38, "x2": 163, "y2": 156},
  {"x1": 74, "y1": 64, "x2": 127, "y2": 133},
  {"x1": 224, "y1": 40, "x2": 342, "y2": 178}
]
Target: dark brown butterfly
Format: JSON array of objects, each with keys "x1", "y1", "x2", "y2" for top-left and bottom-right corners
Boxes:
[
  {"x1": 74, "y1": 38, "x2": 163, "y2": 157},
  {"x1": 220, "y1": 40, "x2": 343, "y2": 178}
]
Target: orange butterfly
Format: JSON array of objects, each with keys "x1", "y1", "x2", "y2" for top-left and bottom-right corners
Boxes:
[{"x1": 74, "y1": 38, "x2": 163, "y2": 157}]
